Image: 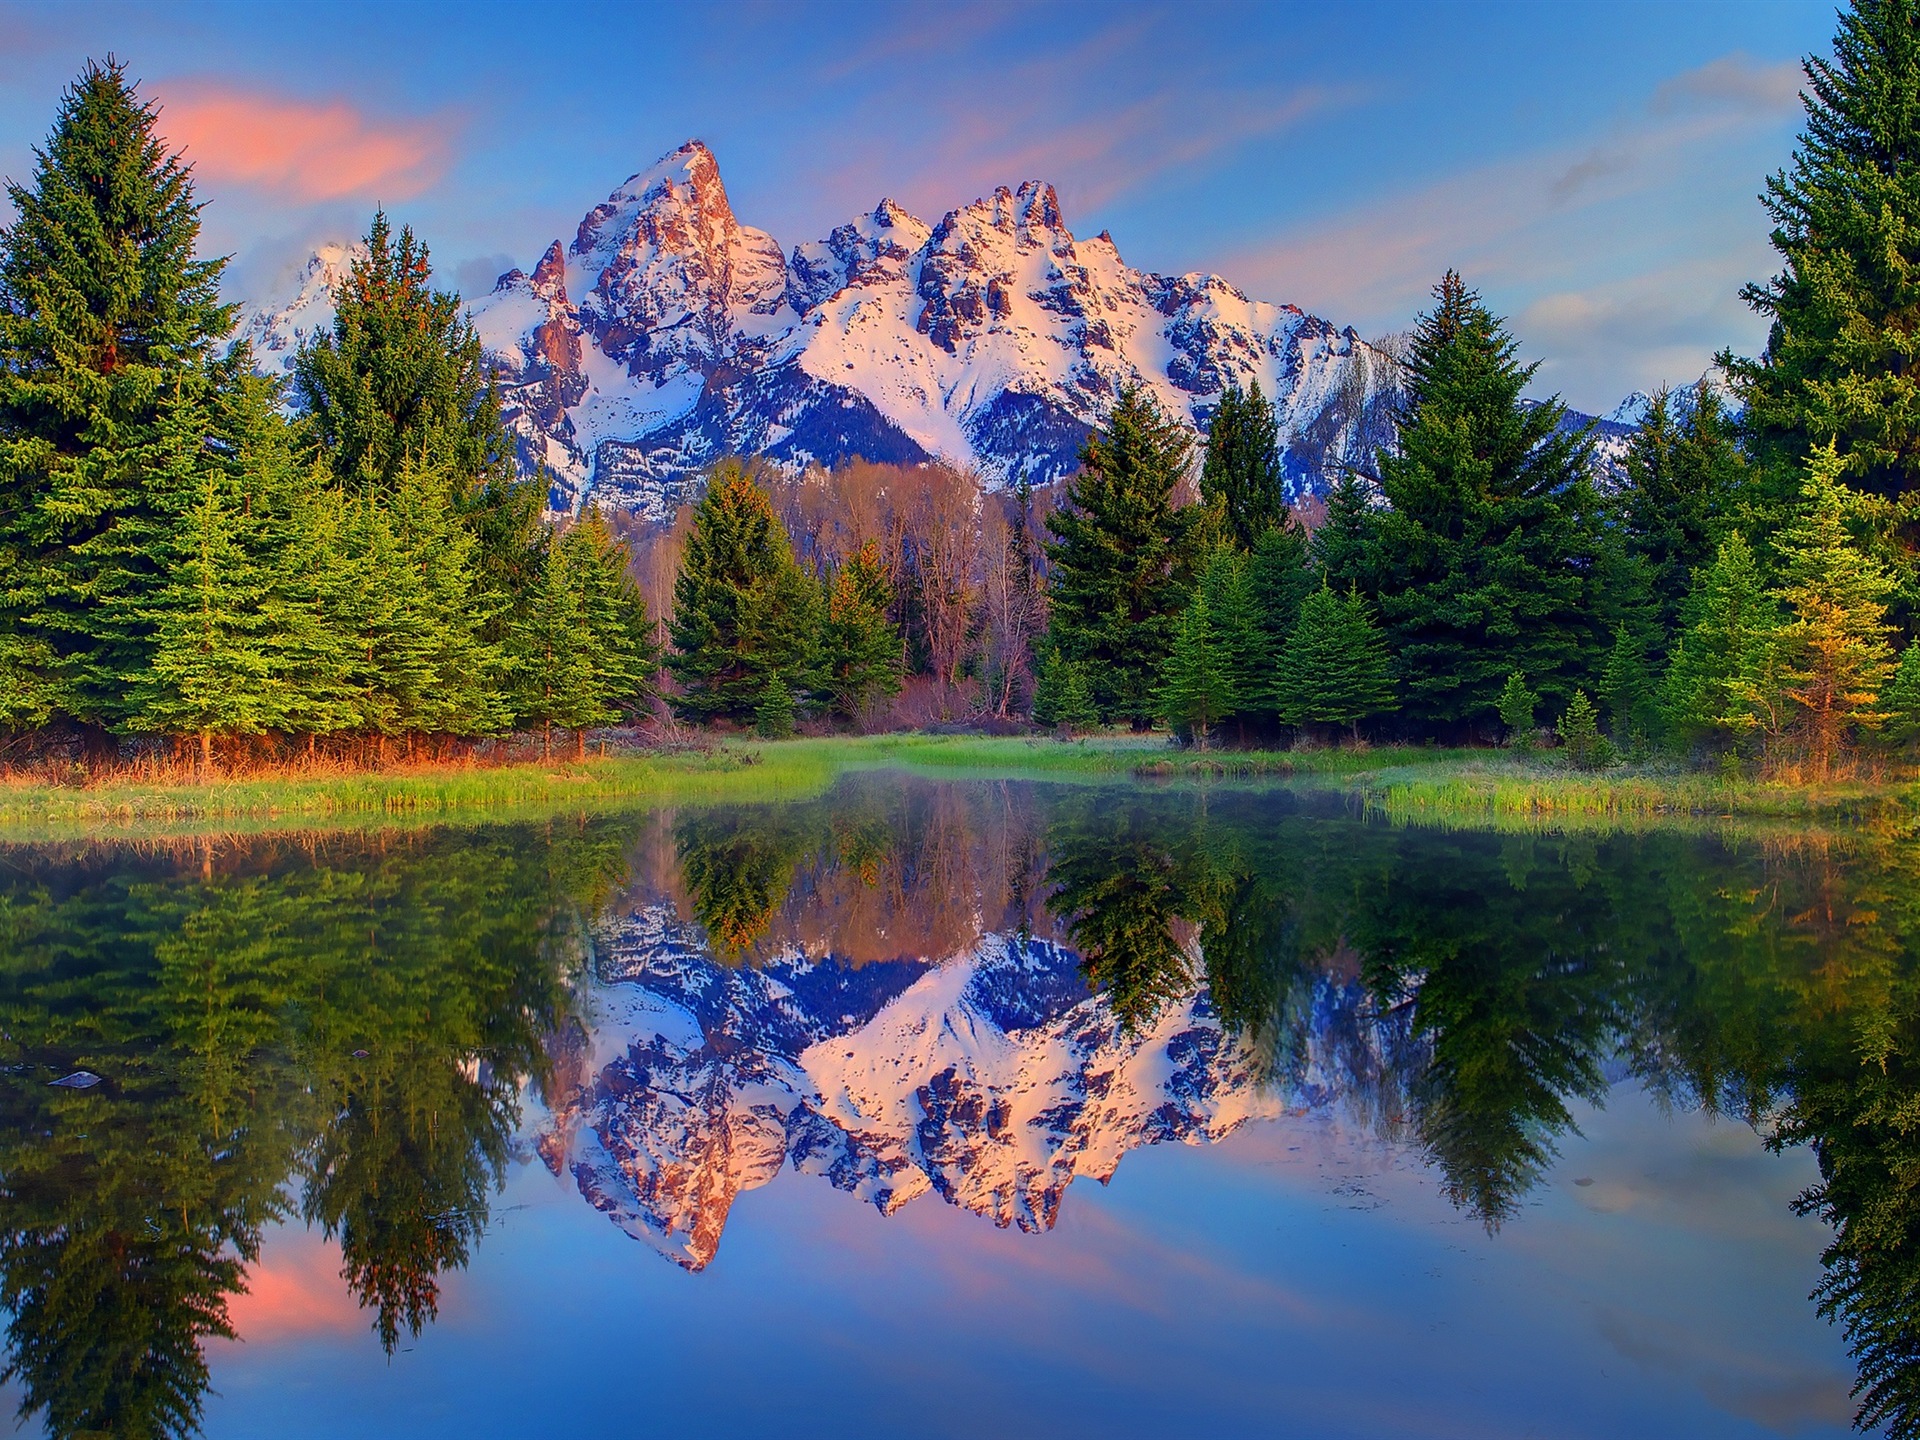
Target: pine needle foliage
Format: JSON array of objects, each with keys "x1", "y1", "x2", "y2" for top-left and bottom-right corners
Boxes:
[
  {"x1": 1725, "y1": 0, "x2": 1920, "y2": 504},
  {"x1": 1044, "y1": 385, "x2": 1194, "y2": 727},
  {"x1": 1199, "y1": 379, "x2": 1288, "y2": 550}
]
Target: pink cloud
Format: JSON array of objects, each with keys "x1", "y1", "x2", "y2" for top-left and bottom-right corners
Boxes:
[
  {"x1": 156, "y1": 83, "x2": 455, "y2": 202},
  {"x1": 218, "y1": 1228, "x2": 365, "y2": 1345}
]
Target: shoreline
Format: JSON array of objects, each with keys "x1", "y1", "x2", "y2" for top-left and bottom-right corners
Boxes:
[{"x1": 0, "y1": 733, "x2": 1911, "y2": 838}]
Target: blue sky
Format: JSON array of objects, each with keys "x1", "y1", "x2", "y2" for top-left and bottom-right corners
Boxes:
[{"x1": 0, "y1": 0, "x2": 1833, "y2": 412}]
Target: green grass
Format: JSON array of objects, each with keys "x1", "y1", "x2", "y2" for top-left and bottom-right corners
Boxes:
[{"x1": 1, "y1": 732, "x2": 1912, "y2": 838}]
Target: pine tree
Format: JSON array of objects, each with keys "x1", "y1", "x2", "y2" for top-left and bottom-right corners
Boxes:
[
  {"x1": 1496, "y1": 671, "x2": 1538, "y2": 749},
  {"x1": 1358, "y1": 272, "x2": 1606, "y2": 730},
  {"x1": 0, "y1": 60, "x2": 236, "y2": 732},
  {"x1": 1158, "y1": 591, "x2": 1236, "y2": 745},
  {"x1": 293, "y1": 211, "x2": 511, "y2": 498},
  {"x1": 1196, "y1": 547, "x2": 1262, "y2": 725},
  {"x1": 821, "y1": 539, "x2": 903, "y2": 724},
  {"x1": 1771, "y1": 447, "x2": 1899, "y2": 778},
  {"x1": 1617, "y1": 382, "x2": 1748, "y2": 639},
  {"x1": 1555, "y1": 690, "x2": 1606, "y2": 769},
  {"x1": 1723, "y1": 0, "x2": 1920, "y2": 504},
  {"x1": 509, "y1": 532, "x2": 590, "y2": 760},
  {"x1": 1274, "y1": 584, "x2": 1398, "y2": 741},
  {"x1": 667, "y1": 462, "x2": 821, "y2": 726},
  {"x1": 1199, "y1": 379, "x2": 1288, "y2": 549},
  {"x1": 1598, "y1": 623, "x2": 1660, "y2": 748},
  {"x1": 1313, "y1": 471, "x2": 1375, "y2": 593},
  {"x1": 1663, "y1": 532, "x2": 1785, "y2": 752},
  {"x1": 559, "y1": 511, "x2": 658, "y2": 748},
  {"x1": 1244, "y1": 523, "x2": 1312, "y2": 723},
  {"x1": 1044, "y1": 385, "x2": 1194, "y2": 727},
  {"x1": 1883, "y1": 638, "x2": 1920, "y2": 745}
]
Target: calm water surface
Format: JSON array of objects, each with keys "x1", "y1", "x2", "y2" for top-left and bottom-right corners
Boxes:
[{"x1": 0, "y1": 775, "x2": 1909, "y2": 1438}]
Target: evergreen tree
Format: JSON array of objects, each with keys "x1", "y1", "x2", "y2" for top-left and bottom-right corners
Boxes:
[
  {"x1": 509, "y1": 533, "x2": 591, "y2": 759},
  {"x1": 1044, "y1": 385, "x2": 1194, "y2": 727},
  {"x1": 1199, "y1": 380, "x2": 1288, "y2": 549},
  {"x1": 1358, "y1": 272, "x2": 1605, "y2": 730},
  {"x1": 1496, "y1": 670, "x2": 1538, "y2": 749},
  {"x1": 1598, "y1": 623, "x2": 1660, "y2": 748},
  {"x1": 1555, "y1": 690, "x2": 1606, "y2": 769},
  {"x1": 1313, "y1": 471, "x2": 1375, "y2": 593},
  {"x1": 292, "y1": 212, "x2": 511, "y2": 498},
  {"x1": 1617, "y1": 382, "x2": 1748, "y2": 638},
  {"x1": 1031, "y1": 650, "x2": 1097, "y2": 734},
  {"x1": 1196, "y1": 547, "x2": 1263, "y2": 723},
  {"x1": 1245, "y1": 524, "x2": 1312, "y2": 721},
  {"x1": 0, "y1": 60, "x2": 236, "y2": 732},
  {"x1": 1883, "y1": 639, "x2": 1920, "y2": 745},
  {"x1": 667, "y1": 462, "x2": 821, "y2": 726},
  {"x1": 558, "y1": 511, "x2": 657, "y2": 746},
  {"x1": 1274, "y1": 584, "x2": 1398, "y2": 741},
  {"x1": 1663, "y1": 532, "x2": 1786, "y2": 751},
  {"x1": 1158, "y1": 591, "x2": 1236, "y2": 745},
  {"x1": 821, "y1": 539, "x2": 902, "y2": 724},
  {"x1": 1723, "y1": 0, "x2": 1920, "y2": 505},
  {"x1": 1771, "y1": 448, "x2": 1899, "y2": 778}
]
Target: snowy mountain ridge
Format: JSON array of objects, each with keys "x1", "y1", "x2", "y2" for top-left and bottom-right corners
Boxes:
[
  {"x1": 228, "y1": 141, "x2": 1647, "y2": 521},
  {"x1": 532, "y1": 904, "x2": 1407, "y2": 1270}
]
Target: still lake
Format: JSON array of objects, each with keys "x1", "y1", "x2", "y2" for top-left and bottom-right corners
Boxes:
[{"x1": 0, "y1": 772, "x2": 1904, "y2": 1438}]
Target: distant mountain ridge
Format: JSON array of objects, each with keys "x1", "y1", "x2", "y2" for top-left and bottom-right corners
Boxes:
[{"x1": 229, "y1": 141, "x2": 1645, "y2": 519}]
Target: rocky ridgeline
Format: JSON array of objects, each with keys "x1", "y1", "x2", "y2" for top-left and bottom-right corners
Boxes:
[
  {"x1": 533, "y1": 905, "x2": 1417, "y2": 1270},
  {"x1": 231, "y1": 142, "x2": 1410, "y2": 519}
]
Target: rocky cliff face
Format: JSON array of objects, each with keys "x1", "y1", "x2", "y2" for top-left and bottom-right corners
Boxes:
[
  {"x1": 534, "y1": 903, "x2": 1407, "y2": 1270},
  {"x1": 232, "y1": 142, "x2": 1407, "y2": 519}
]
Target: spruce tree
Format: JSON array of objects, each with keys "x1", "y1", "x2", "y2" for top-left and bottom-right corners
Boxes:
[
  {"x1": 1274, "y1": 583, "x2": 1397, "y2": 741},
  {"x1": 1555, "y1": 690, "x2": 1606, "y2": 769},
  {"x1": 560, "y1": 511, "x2": 658, "y2": 747},
  {"x1": 1723, "y1": 0, "x2": 1920, "y2": 505},
  {"x1": 1617, "y1": 382, "x2": 1748, "y2": 639},
  {"x1": 821, "y1": 539, "x2": 903, "y2": 724},
  {"x1": 1199, "y1": 379, "x2": 1288, "y2": 549},
  {"x1": 667, "y1": 462, "x2": 820, "y2": 726},
  {"x1": 1663, "y1": 532, "x2": 1786, "y2": 752},
  {"x1": 1883, "y1": 638, "x2": 1920, "y2": 745},
  {"x1": 1159, "y1": 591, "x2": 1236, "y2": 745},
  {"x1": 0, "y1": 60, "x2": 236, "y2": 732},
  {"x1": 509, "y1": 533, "x2": 591, "y2": 759},
  {"x1": 1044, "y1": 385, "x2": 1194, "y2": 727},
  {"x1": 1245, "y1": 524, "x2": 1312, "y2": 723},
  {"x1": 1313, "y1": 471, "x2": 1375, "y2": 594},
  {"x1": 1496, "y1": 671, "x2": 1538, "y2": 749},
  {"x1": 1196, "y1": 547, "x2": 1263, "y2": 725},
  {"x1": 293, "y1": 212, "x2": 511, "y2": 497},
  {"x1": 1359, "y1": 272, "x2": 1605, "y2": 730},
  {"x1": 1598, "y1": 623, "x2": 1660, "y2": 748},
  {"x1": 1771, "y1": 448, "x2": 1899, "y2": 778}
]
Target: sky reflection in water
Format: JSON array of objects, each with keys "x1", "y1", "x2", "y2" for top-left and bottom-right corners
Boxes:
[{"x1": 0, "y1": 775, "x2": 1904, "y2": 1438}]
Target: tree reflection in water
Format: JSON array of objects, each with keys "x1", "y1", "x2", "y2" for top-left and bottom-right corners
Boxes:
[{"x1": 0, "y1": 781, "x2": 1917, "y2": 1436}]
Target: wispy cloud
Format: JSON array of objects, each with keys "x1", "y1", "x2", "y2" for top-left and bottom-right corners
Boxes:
[
  {"x1": 1208, "y1": 51, "x2": 1806, "y2": 406},
  {"x1": 155, "y1": 82, "x2": 455, "y2": 202}
]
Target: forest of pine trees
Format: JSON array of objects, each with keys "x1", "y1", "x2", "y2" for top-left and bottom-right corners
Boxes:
[{"x1": 11, "y1": 2, "x2": 1920, "y2": 784}]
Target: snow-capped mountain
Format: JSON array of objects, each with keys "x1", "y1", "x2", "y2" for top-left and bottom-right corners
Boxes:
[
  {"x1": 229, "y1": 242, "x2": 364, "y2": 376},
  {"x1": 534, "y1": 903, "x2": 1409, "y2": 1270},
  {"x1": 232, "y1": 143, "x2": 1406, "y2": 519},
  {"x1": 228, "y1": 142, "x2": 1651, "y2": 520}
]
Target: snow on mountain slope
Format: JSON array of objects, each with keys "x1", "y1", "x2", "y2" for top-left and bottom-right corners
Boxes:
[
  {"x1": 228, "y1": 242, "x2": 364, "y2": 375},
  {"x1": 535, "y1": 904, "x2": 1406, "y2": 1269},
  {"x1": 235, "y1": 142, "x2": 1647, "y2": 520}
]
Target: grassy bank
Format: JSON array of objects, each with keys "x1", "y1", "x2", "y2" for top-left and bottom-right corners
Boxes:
[{"x1": 0, "y1": 732, "x2": 1912, "y2": 836}]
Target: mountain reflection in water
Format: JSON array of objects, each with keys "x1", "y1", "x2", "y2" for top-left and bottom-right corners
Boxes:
[{"x1": 0, "y1": 776, "x2": 1916, "y2": 1438}]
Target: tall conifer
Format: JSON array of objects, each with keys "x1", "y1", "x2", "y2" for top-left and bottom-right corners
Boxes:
[
  {"x1": 1724, "y1": 0, "x2": 1920, "y2": 505},
  {"x1": 1044, "y1": 385, "x2": 1194, "y2": 726},
  {"x1": 1200, "y1": 380, "x2": 1288, "y2": 550},
  {"x1": 668, "y1": 463, "x2": 820, "y2": 726},
  {"x1": 0, "y1": 60, "x2": 235, "y2": 731}
]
